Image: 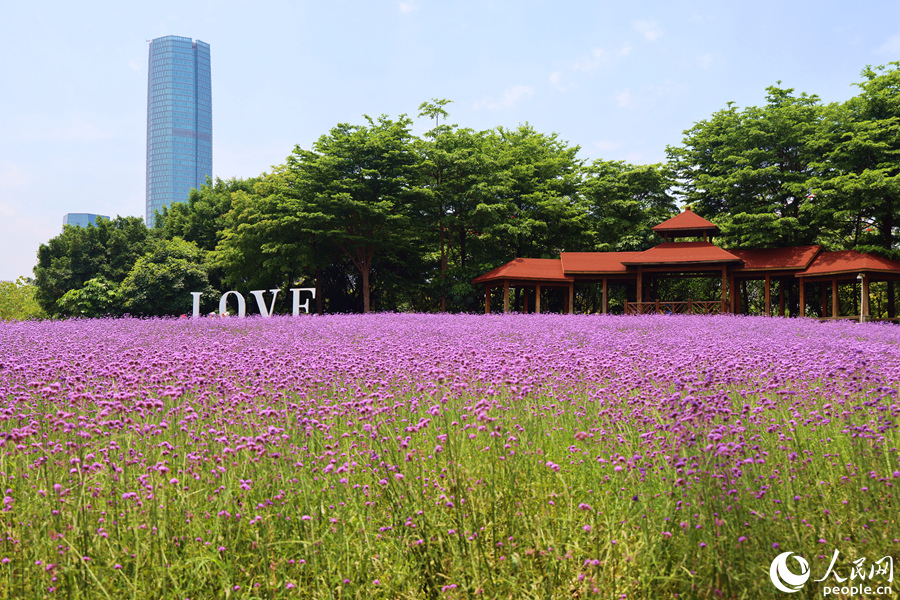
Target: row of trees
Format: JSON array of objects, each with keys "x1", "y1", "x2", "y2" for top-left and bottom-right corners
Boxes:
[{"x1": 29, "y1": 63, "x2": 900, "y2": 318}]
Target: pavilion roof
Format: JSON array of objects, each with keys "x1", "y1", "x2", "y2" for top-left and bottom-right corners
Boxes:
[
  {"x1": 729, "y1": 245, "x2": 821, "y2": 271},
  {"x1": 560, "y1": 252, "x2": 642, "y2": 274},
  {"x1": 472, "y1": 258, "x2": 574, "y2": 284},
  {"x1": 621, "y1": 242, "x2": 742, "y2": 266},
  {"x1": 652, "y1": 208, "x2": 720, "y2": 235},
  {"x1": 797, "y1": 250, "x2": 900, "y2": 278}
]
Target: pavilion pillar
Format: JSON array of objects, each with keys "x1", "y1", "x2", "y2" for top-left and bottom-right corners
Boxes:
[
  {"x1": 861, "y1": 274, "x2": 870, "y2": 321},
  {"x1": 799, "y1": 278, "x2": 806, "y2": 318},
  {"x1": 602, "y1": 278, "x2": 608, "y2": 314},
  {"x1": 721, "y1": 266, "x2": 728, "y2": 313},
  {"x1": 832, "y1": 278, "x2": 838, "y2": 318},
  {"x1": 535, "y1": 284, "x2": 541, "y2": 314},
  {"x1": 524, "y1": 287, "x2": 530, "y2": 313},
  {"x1": 889, "y1": 281, "x2": 896, "y2": 319},
  {"x1": 779, "y1": 282, "x2": 785, "y2": 317},
  {"x1": 568, "y1": 282, "x2": 575, "y2": 314},
  {"x1": 764, "y1": 274, "x2": 771, "y2": 317},
  {"x1": 484, "y1": 284, "x2": 491, "y2": 314},
  {"x1": 503, "y1": 281, "x2": 510, "y2": 313},
  {"x1": 636, "y1": 267, "x2": 643, "y2": 306}
]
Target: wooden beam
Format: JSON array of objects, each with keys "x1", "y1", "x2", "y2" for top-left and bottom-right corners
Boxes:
[
  {"x1": 568, "y1": 282, "x2": 574, "y2": 314},
  {"x1": 779, "y1": 281, "x2": 785, "y2": 317},
  {"x1": 764, "y1": 274, "x2": 771, "y2": 317},
  {"x1": 535, "y1": 284, "x2": 541, "y2": 314},
  {"x1": 503, "y1": 280, "x2": 510, "y2": 313},
  {"x1": 799, "y1": 278, "x2": 806, "y2": 317},
  {"x1": 484, "y1": 284, "x2": 491, "y2": 314},
  {"x1": 832, "y1": 278, "x2": 838, "y2": 318},
  {"x1": 862, "y1": 274, "x2": 870, "y2": 320},
  {"x1": 524, "y1": 287, "x2": 530, "y2": 313},
  {"x1": 636, "y1": 267, "x2": 643, "y2": 304},
  {"x1": 602, "y1": 278, "x2": 608, "y2": 314},
  {"x1": 721, "y1": 266, "x2": 728, "y2": 313}
]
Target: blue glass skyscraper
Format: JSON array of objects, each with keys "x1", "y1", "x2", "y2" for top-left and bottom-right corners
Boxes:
[{"x1": 146, "y1": 35, "x2": 212, "y2": 228}]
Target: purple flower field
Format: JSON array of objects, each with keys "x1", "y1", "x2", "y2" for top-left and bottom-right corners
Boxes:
[{"x1": 0, "y1": 314, "x2": 898, "y2": 598}]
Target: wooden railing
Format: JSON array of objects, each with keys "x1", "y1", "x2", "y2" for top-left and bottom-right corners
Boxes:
[{"x1": 624, "y1": 300, "x2": 726, "y2": 315}]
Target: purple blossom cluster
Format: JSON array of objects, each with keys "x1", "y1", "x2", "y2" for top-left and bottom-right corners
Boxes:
[{"x1": 0, "y1": 313, "x2": 898, "y2": 598}]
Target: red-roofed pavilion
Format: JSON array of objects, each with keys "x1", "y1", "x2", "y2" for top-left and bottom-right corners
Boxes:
[{"x1": 473, "y1": 208, "x2": 900, "y2": 320}]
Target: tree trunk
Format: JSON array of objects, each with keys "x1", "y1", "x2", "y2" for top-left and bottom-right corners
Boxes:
[
  {"x1": 439, "y1": 220, "x2": 447, "y2": 312},
  {"x1": 741, "y1": 281, "x2": 749, "y2": 315},
  {"x1": 356, "y1": 246, "x2": 374, "y2": 314},
  {"x1": 361, "y1": 266, "x2": 371, "y2": 313}
]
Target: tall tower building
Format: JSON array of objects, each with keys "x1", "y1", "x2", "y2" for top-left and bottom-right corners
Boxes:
[{"x1": 146, "y1": 35, "x2": 212, "y2": 228}]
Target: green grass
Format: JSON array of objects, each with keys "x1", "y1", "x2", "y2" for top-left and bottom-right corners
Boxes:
[{"x1": 0, "y1": 377, "x2": 897, "y2": 599}]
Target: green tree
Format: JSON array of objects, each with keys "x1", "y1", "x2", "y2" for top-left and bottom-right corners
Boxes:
[
  {"x1": 56, "y1": 277, "x2": 118, "y2": 318},
  {"x1": 33, "y1": 216, "x2": 152, "y2": 316},
  {"x1": 473, "y1": 125, "x2": 587, "y2": 261},
  {"x1": 157, "y1": 177, "x2": 261, "y2": 252},
  {"x1": 118, "y1": 238, "x2": 218, "y2": 317},
  {"x1": 813, "y1": 63, "x2": 900, "y2": 256},
  {"x1": 667, "y1": 86, "x2": 825, "y2": 247},
  {"x1": 214, "y1": 172, "x2": 339, "y2": 315},
  {"x1": 284, "y1": 114, "x2": 420, "y2": 313},
  {"x1": 414, "y1": 100, "x2": 495, "y2": 310},
  {"x1": 582, "y1": 160, "x2": 678, "y2": 251},
  {"x1": 0, "y1": 277, "x2": 45, "y2": 321}
]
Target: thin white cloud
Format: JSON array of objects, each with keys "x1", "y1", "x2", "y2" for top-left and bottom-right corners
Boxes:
[
  {"x1": 474, "y1": 85, "x2": 535, "y2": 110},
  {"x1": 650, "y1": 79, "x2": 688, "y2": 99},
  {"x1": 616, "y1": 88, "x2": 632, "y2": 108},
  {"x1": 696, "y1": 53, "x2": 713, "y2": 70},
  {"x1": 877, "y1": 34, "x2": 900, "y2": 54},
  {"x1": 551, "y1": 44, "x2": 631, "y2": 92},
  {"x1": 634, "y1": 20, "x2": 662, "y2": 41},
  {"x1": 398, "y1": 1, "x2": 417, "y2": 14},
  {"x1": 549, "y1": 71, "x2": 575, "y2": 92},
  {"x1": 573, "y1": 48, "x2": 609, "y2": 72}
]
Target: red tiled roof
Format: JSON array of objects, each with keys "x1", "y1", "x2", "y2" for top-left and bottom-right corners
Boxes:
[
  {"x1": 652, "y1": 208, "x2": 719, "y2": 233},
  {"x1": 621, "y1": 242, "x2": 742, "y2": 266},
  {"x1": 729, "y1": 246, "x2": 821, "y2": 271},
  {"x1": 472, "y1": 258, "x2": 573, "y2": 284},
  {"x1": 798, "y1": 250, "x2": 900, "y2": 278},
  {"x1": 560, "y1": 252, "x2": 642, "y2": 274}
]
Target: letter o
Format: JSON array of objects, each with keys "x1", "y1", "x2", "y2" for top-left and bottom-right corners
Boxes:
[{"x1": 219, "y1": 291, "x2": 246, "y2": 317}]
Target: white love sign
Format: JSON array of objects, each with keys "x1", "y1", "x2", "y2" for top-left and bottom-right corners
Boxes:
[{"x1": 190, "y1": 288, "x2": 315, "y2": 318}]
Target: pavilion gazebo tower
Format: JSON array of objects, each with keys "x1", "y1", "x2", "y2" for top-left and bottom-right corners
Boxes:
[
  {"x1": 651, "y1": 206, "x2": 720, "y2": 242},
  {"x1": 623, "y1": 207, "x2": 738, "y2": 313}
]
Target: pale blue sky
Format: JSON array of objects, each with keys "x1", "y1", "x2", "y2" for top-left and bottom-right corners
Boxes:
[{"x1": 1, "y1": 0, "x2": 898, "y2": 280}]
